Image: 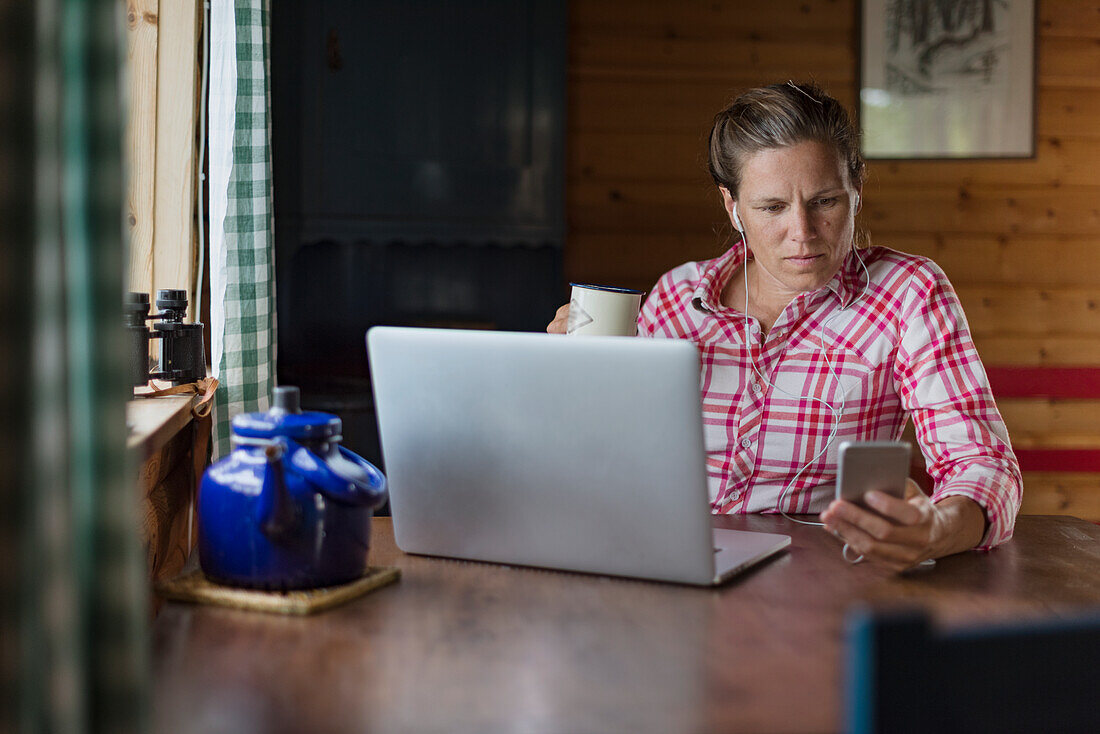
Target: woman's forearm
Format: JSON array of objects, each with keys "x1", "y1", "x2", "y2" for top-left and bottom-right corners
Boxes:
[{"x1": 930, "y1": 496, "x2": 988, "y2": 558}]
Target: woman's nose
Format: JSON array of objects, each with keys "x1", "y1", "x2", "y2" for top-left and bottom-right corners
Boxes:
[{"x1": 789, "y1": 206, "x2": 817, "y2": 241}]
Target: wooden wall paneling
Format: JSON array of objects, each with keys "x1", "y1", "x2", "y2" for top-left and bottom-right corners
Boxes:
[
  {"x1": 868, "y1": 137, "x2": 1100, "y2": 188},
  {"x1": 571, "y1": 78, "x2": 754, "y2": 133},
  {"x1": 1037, "y1": 87, "x2": 1100, "y2": 137},
  {"x1": 998, "y1": 399, "x2": 1100, "y2": 449},
  {"x1": 955, "y1": 285, "x2": 1100, "y2": 337},
  {"x1": 1040, "y1": 36, "x2": 1100, "y2": 87},
  {"x1": 153, "y1": 0, "x2": 201, "y2": 320},
  {"x1": 125, "y1": 0, "x2": 159, "y2": 295},
  {"x1": 977, "y1": 336, "x2": 1100, "y2": 366},
  {"x1": 862, "y1": 184, "x2": 1100, "y2": 236},
  {"x1": 872, "y1": 235, "x2": 1100, "y2": 288},
  {"x1": 568, "y1": 179, "x2": 721, "y2": 228},
  {"x1": 1039, "y1": 1, "x2": 1100, "y2": 39},
  {"x1": 571, "y1": 78, "x2": 856, "y2": 133},
  {"x1": 1020, "y1": 472, "x2": 1100, "y2": 520},
  {"x1": 571, "y1": 35, "x2": 853, "y2": 79},
  {"x1": 565, "y1": 231, "x2": 731, "y2": 291},
  {"x1": 569, "y1": 131, "x2": 712, "y2": 183},
  {"x1": 572, "y1": 179, "x2": 1100, "y2": 237},
  {"x1": 570, "y1": 0, "x2": 854, "y2": 39}
]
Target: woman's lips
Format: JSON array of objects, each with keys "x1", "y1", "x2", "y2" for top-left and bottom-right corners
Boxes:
[{"x1": 786, "y1": 254, "x2": 822, "y2": 265}]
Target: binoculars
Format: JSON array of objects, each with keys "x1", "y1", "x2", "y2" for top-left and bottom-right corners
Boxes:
[{"x1": 125, "y1": 289, "x2": 206, "y2": 387}]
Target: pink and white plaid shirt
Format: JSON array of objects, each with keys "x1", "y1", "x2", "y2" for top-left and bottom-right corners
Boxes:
[{"x1": 639, "y1": 242, "x2": 1021, "y2": 550}]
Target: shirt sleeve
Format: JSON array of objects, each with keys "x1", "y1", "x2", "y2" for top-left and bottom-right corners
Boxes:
[
  {"x1": 638, "y1": 265, "x2": 699, "y2": 338},
  {"x1": 892, "y1": 263, "x2": 1022, "y2": 550},
  {"x1": 637, "y1": 280, "x2": 662, "y2": 337}
]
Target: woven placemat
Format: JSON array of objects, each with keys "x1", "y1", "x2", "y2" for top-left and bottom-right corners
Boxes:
[{"x1": 157, "y1": 567, "x2": 400, "y2": 615}]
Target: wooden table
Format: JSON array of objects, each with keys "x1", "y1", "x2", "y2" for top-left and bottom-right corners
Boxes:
[{"x1": 152, "y1": 515, "x2": 1100, "y2": 734}]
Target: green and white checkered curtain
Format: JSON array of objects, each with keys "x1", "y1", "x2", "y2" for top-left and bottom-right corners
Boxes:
[
  {"x1": 1, "y1": 0, "x2": 148, "y2": 731},
  {"x1": 209, "y1": 0, "x2": 277, "y2": 457}
]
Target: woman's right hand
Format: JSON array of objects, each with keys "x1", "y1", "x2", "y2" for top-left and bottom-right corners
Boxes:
[{"x1": 546, "y1": 303, "x2": 570, "y2": 334}]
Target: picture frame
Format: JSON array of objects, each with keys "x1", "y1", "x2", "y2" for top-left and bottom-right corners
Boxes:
[{"x1": 859, "y1": 0, "x2": 1037, "y2": 159}]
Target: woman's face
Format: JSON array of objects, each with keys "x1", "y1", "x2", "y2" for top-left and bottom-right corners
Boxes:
[{"x1": 722, "y1": 140, "x2": 861, "y2": 296}]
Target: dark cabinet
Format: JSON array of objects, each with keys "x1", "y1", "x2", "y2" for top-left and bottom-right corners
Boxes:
[{"x1": 271, "y1": 0, "x2": 567, "y2": 471}]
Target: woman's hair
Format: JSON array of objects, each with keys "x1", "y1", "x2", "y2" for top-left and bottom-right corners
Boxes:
[{"x1": 707, "y1": 81, "x2": 865, "y2": 198}]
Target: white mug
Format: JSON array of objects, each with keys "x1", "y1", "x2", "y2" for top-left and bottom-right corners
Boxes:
[{"x1": 566, "y1": 283, "x2": 644, "y2": 337}]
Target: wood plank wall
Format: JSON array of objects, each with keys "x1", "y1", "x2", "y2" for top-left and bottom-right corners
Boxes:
[
  {"x1": 126, "y1": 0, "x2": 160, "y2": 295},
  {"x1": 124, "y1": 0, "x2": 203, "y2": 322},
  {"x1": 565, "y1": 0, "x2": 1100, "y2": 520}
]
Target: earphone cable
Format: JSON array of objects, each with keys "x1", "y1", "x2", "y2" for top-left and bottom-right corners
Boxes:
[{"x1": 739, "y1": 228, "x2": 870, "y2": 533}]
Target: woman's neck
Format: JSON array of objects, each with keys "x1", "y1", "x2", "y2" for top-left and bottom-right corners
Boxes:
[{"x1": 721, "y1": 260, "x2": 800, "y2": 334}]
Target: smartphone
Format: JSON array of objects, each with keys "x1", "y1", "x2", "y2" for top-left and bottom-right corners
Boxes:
[{"x1": 835, "y1": 441, "x2": 911, "y2": 510}]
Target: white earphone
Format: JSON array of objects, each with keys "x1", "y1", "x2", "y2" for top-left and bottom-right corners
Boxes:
[{"x1": 736, "y1": 194, "x2": 871, "y2": 547}]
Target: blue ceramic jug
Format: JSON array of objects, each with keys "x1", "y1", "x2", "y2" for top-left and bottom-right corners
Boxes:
[{"x1": 198, "y1": 386, "x2": 387, "y2": 590}]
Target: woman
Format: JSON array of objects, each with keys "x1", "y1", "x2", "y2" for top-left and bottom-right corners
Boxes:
[{"x1": 548, "y1": 82, "x2": 1021, "y2": 571}]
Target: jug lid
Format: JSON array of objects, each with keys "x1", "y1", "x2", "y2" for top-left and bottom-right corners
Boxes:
[{"x1": 231, "y1": 386, "x2": 341, "y2": 441}]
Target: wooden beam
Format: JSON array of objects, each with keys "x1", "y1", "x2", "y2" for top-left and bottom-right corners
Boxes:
[
  {"x1": 125, "y1": 0, "x2": 159, "y2": 295},
  {"x1": 153, "y1": 0, "x2": 202, "y2": 321}
]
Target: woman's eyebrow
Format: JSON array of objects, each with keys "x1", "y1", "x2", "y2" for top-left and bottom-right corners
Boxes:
[
  {"x1": 747, "y1": 188, "x2": 845, "y2": 205},
  {"x1": 745, "y1": 196, "x2": 787, "y2": 206}
]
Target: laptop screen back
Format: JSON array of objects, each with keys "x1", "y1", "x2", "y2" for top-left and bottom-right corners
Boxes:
[{"x1": 367, "y1": 327, "x2": 719, "y2": 584}]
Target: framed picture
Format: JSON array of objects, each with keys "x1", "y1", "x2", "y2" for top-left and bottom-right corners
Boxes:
[{"x1": 859, "y1": 0, "x2": 1036, "y2": 159}]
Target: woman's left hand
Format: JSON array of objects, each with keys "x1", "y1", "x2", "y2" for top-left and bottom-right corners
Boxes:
[{"x1": 820, "y1": 480, "x2": 985, "y2": 572}]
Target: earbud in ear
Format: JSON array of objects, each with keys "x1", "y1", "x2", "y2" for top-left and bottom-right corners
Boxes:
[
  {"x1": 854, "y1": 193, "x2": 861, "y2": 212},
  {"x1": 732, "y1": 203, "x2": 745, "y2": 233}
]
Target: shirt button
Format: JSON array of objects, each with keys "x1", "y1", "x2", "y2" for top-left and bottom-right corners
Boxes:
[
  {"x1": 740, "y1": 437, "x2": 752, "y2": 449},
  {"x1": 752, "y1": 382, "x2": 762, "y2": 394},
  {"x1": 749, "y1": 323, "x2": 760, "y2": 334}
]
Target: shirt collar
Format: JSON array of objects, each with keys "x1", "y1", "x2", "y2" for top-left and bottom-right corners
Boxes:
[
  {"x1": 691, "y1": 240, "x2": 864, "y2": 314},
  {"x1": 826, "y1": 248, "x2": 864, "y2": 308},
  {"x1": 691, "y1": 240, "x2": 747, "y2": 314}
]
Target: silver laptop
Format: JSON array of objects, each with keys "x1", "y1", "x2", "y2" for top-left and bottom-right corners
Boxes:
[{"x1": 366, "y1": 326, "x2": 790, "y2": 586}]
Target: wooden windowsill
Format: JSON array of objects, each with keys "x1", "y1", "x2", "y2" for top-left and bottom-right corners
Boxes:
[{"x1": 127, "y1": 393, "x2": 195, "y2": 460}]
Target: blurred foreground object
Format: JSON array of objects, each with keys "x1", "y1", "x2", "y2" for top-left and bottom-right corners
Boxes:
[
  {"x1": 847, "y1": 607, "x2": 1100, "y2": 734},
  {"x1": 1, "y1": 0, "x2": 148, "y2": 730}
]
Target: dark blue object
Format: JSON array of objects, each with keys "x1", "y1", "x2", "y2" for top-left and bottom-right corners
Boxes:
[
  {"x1": 846, "y1": 606, "x2": 1100, "y2": 734},
  {"x1": 198, "y1": 386, "x2": 388, "y2": 590}
]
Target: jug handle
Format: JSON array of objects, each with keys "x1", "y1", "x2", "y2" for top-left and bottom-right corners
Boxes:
[
  {"x1": 285, "y1": 440, "x2": 388, "y2": 508},
  {"x1": 256, "y1": 442, "x2": 299, "y2": 539}
]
